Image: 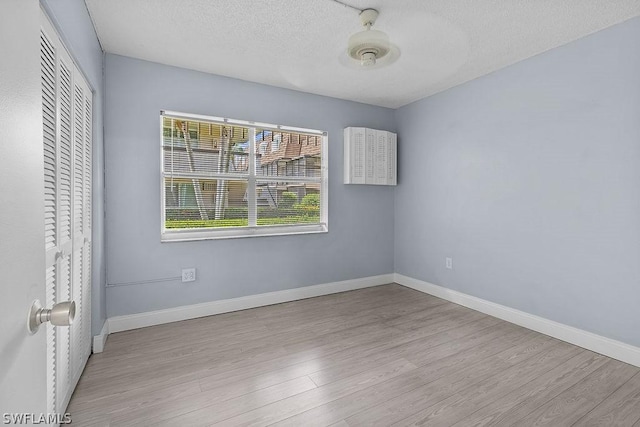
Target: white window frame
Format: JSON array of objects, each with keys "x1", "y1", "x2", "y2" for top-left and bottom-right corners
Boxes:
[{"x1": 160, "y1": 110, "x2": 328, "y2": 242}]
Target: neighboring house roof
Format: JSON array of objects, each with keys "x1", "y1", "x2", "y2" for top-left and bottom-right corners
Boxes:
[
  {"x1": 163, "y1": 129, "x2": 321, "y2": 175},
  {"x1": 258, "y1": 132, "x2": 321, "y2": 165}
]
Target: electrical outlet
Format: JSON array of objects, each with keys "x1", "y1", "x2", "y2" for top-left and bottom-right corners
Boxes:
[
  {"x1": 445, "y1": 257, "x2": 453, "y2": 270},
  {"x1": 182, "y1": 268, "x2": 196, "y2": 282}
]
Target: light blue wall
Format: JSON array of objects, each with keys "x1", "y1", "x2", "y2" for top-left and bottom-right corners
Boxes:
[
  {"x1": 41, "y1": 0, "x2": 106, "y2": 336},
  {"x1": 395, "y1": 17, "x2": 640, "y2": 346},
  {"x1": 104, "y1": 54, "x2": 396, "y2": 317}
]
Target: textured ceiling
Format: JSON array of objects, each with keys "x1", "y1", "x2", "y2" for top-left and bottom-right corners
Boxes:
[{"x1": 85, "y1": 0, "x2": 640, "y2": 108}]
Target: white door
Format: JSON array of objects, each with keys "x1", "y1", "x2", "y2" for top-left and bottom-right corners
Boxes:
[
  {"x1": 0, "y1": 0, "x2": 49, "y2": 418},
  {"x1": 40, "y1": 10, "x2": 93, "y2": 415},
  {"x1": 0, "y1": 2, "x2": 92, "y2": 420}
]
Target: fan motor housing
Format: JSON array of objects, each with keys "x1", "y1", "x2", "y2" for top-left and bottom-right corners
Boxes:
[
  {"x1": 347, "y1": 28, "x2": 391, "y2": 63},
  {"x1": 342, "y1": 8, "x2": 399, "y2": 69}
]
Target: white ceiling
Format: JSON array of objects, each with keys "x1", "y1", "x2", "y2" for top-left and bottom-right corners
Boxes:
[{"x1": 85, "y1": 0, "x2": 640, "y2": 109}]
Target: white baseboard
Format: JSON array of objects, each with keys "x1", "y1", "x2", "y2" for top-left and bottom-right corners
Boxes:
[
  {"x1": 394, "y1": 273, "x2": 640, "y2": 368},
  {"x1": 92, "y1": 320, "x2": 109, "y2": 354},
  {"x1": 107, "y1": 274, "x2": 394, "y2": 334},
  {"x1": 98, "y1": 272, "x2": 640, "y2": 367}
]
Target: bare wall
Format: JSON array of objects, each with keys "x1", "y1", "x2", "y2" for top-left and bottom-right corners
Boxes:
[
  {"x1": 394, "y1": 17, "x2": 640, "y2": 346},
  {"x1": 104, "y1": 54, "x2": 396, "y2": 317}
]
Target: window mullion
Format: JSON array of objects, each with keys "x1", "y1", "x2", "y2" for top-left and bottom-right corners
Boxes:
[{"x1": 248, "y1": 127, "x2": 257, "y2": 226}]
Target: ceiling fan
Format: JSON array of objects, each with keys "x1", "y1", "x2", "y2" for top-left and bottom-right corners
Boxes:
[{"x1": 343, "y1": 8, "x2": 400, "y2": 69}]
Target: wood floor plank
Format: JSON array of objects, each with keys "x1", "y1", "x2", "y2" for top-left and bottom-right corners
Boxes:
[
  {"x1": 573, "y1": 371, "x2": 640, "y2": 426},
  {"x1": 81, "y1": 292, "x2": 456, "y2": 386},
  {"x1": 85, "y1": 307, "x2": 396, "y2": 377},
  {"x1": 308, "y1": 321, "x2": 517, "y2": 387},
  {"x1": 271, "y1": 325, "x2": 531, "y2": 427},
  {"x1": 184, "y1": 358, "x2": 418, "y2": 426},
  {"x1": 66, "y1": 284, "x2": 640, "y2": 426},
  {"x1": 91, "y1": 285, "x2": 421, "y2": 364},
  {"x1": 450, "y1": 350, "x2": 607, "y2": 427},
  {"x1": 200, "y1": 308, "x2": 495, "y2": 393},
  {"x1": 67, "y1": 378, "x2": 202, "y2": 424},
  {"x1": 117, "y1": 366, "x2": 316, "y2": 425},
  {"x1": 80, "y1": 316, "x2": 478, "y2": 425},
  {"x1": 381, "y1": 302, "x2": 467, "y2": 330},
  {"x1": 406, "y1": 322, "x2": 527, "y2": 371},
  {"x1": 78, "y1": 309, "x2": 405, "y2": 391},
  {"x1": 74, "y1": 312, "x2": 410, "y2": 410},
  {"x1": 343, "y1": 333, "x2": 555, "y2": 426},
  {"x1": 118, "y1": 376, "x2": 318, "y2": 426},
  {"x1": 272, "y1": 372, "x2": 430, "y2": 427},
  {"x1": 513, "y1": 359, "x2": 638, "y2": 426},
  {"x1": 390, "y1": 340, "x2": 580, "y2": 426}
]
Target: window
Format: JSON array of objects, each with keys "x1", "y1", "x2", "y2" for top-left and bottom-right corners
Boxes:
[{"x1": 161, "y1": 111, "x2": 328, "y2": 241}]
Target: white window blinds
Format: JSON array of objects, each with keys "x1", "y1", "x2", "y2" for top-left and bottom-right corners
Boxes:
[{"x1": 161, "y1": 111, "x2": 328, "y2": 241}]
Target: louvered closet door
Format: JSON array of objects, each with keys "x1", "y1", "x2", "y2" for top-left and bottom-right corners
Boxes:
[
  {"x1": 71, "y1": 76, "x2": 93, "y2": 377},
  {"x1": 81, "y1": 84, "x2": 93, "y2": 360},
  {"x1": 40, "y1": 10, "x2": 92, "y2": 415}
]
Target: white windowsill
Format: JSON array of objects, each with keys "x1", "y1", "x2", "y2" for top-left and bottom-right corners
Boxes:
[{"x1": 161, "y1": 223, "x2": 328, "y2": 242}]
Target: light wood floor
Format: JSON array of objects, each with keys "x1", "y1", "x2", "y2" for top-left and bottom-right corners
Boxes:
[{"x1": 68, "y1": 284, "x2": 640, "y2": 426}]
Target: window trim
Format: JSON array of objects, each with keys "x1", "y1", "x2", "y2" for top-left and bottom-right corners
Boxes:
[{"x1": 160, "y1": 110, "x2": 328, "y2": 242}]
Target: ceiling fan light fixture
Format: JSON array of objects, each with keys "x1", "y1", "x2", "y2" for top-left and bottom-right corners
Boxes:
[
  {"x1": 360, "y1": 51, "x2": 377, "y2": 67},
  {"x1": 344, "y1": 9, "x2": 399, "y2": 69},
  {"x1": 348, "y1": 28, "x2": 391, "y2": 64}
]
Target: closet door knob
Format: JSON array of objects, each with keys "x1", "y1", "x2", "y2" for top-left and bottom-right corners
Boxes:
[{"x1": 27, "y1": 299, "x2": 76, "y2": 334}]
